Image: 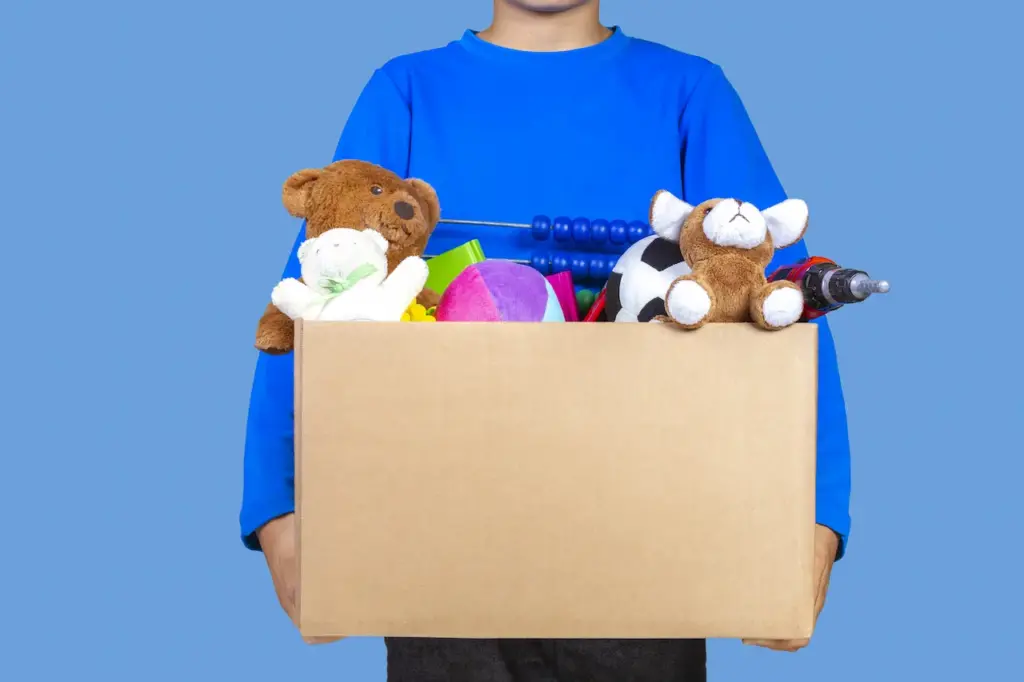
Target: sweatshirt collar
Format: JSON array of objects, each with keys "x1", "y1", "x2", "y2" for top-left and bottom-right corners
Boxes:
[{"x1": 457, "y1": 25, "x2": 629, "y2": 65}]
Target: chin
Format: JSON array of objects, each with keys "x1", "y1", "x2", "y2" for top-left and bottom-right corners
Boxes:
[{"x1": 508, "y1": 0, "x2": 592, "y2": 11}]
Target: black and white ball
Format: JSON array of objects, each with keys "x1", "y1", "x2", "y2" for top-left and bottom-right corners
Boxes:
[{"x1": 605, "y1": 235, "x2": 691, "y2": 322}]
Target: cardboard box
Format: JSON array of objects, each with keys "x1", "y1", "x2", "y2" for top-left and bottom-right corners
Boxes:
[{"x1": 295, "y1": 321, "x2": 818, "y2": 640}]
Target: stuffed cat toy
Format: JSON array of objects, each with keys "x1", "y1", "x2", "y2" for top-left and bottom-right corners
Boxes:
[
  {"x1": 648, "y1": 190, "x2": 810, "y2": 331},
  {"x1": 270, "y1": 227, "x2": 429, "y2": 322}
]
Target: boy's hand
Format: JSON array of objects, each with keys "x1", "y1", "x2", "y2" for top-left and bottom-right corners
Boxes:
[
  {"x1": 742, "y1": 524, "x2": 839, "y2": 652},
  {"x1": 257, "y1": 513, "x2": 345, "y2": 645}
]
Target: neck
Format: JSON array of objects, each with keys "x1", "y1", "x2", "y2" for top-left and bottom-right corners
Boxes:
[{"x1": 479, "y1": 1, "x2": 609, "y2": 52}]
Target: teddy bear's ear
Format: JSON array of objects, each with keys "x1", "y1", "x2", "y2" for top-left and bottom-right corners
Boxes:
[
  {"x1": 362, "y1": 229, "x2": 390, "y2": 253},
  {"x1": 763, "y1": 199, "x2": 809, "y2": 249},
  {"x1": 649, "y1": 190, "x2": 693, "y2": 242},
  {"x1": 406, "y1": 178, "x2": 441, "y2": 227},
  {"x1": 296, "y1": 237, "x2": 317, "y2": 264},
  {"x1": 282, "y1": 168, "x2": 324, "y2": 218}
]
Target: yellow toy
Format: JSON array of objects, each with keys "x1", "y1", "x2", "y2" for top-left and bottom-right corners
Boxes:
[{"x1": 401, "y1": 303, "x2": 437, "y2": 322}]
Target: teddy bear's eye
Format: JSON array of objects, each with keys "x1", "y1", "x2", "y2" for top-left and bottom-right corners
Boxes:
[
  {"x1": 704, "y1": 206, "x2": 713, "y2": 216},
  {"x1": 370, "y1": 185, "x2": 383, "y2": 196}
]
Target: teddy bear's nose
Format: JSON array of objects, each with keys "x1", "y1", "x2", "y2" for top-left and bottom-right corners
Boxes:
[{"x1": 394, "y1": 200, "x2": 416, "y2": 221}]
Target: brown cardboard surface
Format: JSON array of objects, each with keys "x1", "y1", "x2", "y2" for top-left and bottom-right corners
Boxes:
[{"x1": 295, "y1": 321, "x2": 817, "y2": 640}]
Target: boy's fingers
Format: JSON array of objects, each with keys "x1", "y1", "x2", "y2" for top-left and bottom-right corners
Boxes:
[
  {"x1": 303, "y1": 635, "x2": 345, "y2": 644},
  {"x1": 742, "y1": 638, "x2": 808, "y2": 652}
]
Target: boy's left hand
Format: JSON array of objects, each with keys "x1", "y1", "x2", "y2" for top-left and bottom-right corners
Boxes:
[{"x1": 742, "y1": 524, "x2": 840, "y2": 652}]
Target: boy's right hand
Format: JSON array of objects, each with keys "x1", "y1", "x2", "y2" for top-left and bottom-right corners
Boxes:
[{"x1": 257, "y1": 513, "x2": 344, "y2": 644}]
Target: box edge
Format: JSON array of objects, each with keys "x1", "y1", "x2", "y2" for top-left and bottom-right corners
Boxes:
[{"x1": 294, "y1": 319, "x2": 306, "y2": 632}]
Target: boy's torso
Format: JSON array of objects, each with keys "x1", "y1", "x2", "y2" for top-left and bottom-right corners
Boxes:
[
  {"x1": 371, "y1": 35, "x2": 712, "y2": 682},
  {"x1": 390, "y1": 35, "x2": 701, "y2": 264}
]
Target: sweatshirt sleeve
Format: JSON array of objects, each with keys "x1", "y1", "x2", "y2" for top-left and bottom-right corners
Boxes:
[
  {"x1": 679, "y1": 64, "x2": 853, "y2": 559},
  {"x1": 239, "y1": 67, "x2": 412, "y2": 551}
]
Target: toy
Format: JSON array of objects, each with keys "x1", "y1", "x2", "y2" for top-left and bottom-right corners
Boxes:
[
  {"x1": 582, "y1": 286, "x2": 607, "y2": 322},
  {"x1": 768, "y1": 256, "x2": 889, "y2": 320},
  {"x1": 424, "y1": 239, "x2": 486, "y2": 295},
  {"x1": 575, "y1": 288, "x2": 597, "y2": 317},
  {"x1": 602, "y1": 234, "x2": 692, "y2": 323},
  {"x1": 545, "y1": 271, "x2": 580, "y2": 322},
  {"x1": 648, "y1": 190, "x2": 810, "y2": 330},
  {"x1": 437, "y1": 215, "x2": 653, "y2": 246},
  {"x1": 427, "y1": 214, "x2": 656, "y2": 288},
  {"x1": 401, "y1": 303, "x2": 437, "y2": 322},
  {"x1": 434, "y1": 261, "x2": 565, "y2": 322},
  {"x1": 255, "y1": 159, "x2": 442, "y2": 353},
  {"x1": 454, "y1": 249, "x2": 621, "y2": 286},
  {"x1": 270, "y1": 228, "x2": 428, "y2": 322}
]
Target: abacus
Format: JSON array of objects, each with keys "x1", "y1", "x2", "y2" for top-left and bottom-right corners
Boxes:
[{"x1": 427, "y1": 215, "x2": 654, "y2": 286}]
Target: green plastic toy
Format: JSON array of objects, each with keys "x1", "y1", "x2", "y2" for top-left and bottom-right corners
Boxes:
[
  {"x1": 576, "y1": 288, "x2": 596, "y2": 317},
  {"x1": 425, "y1": 239, "x2": 486, "y2": 295}
]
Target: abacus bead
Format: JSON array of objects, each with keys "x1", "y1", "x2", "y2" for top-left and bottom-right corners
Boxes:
[
  {"x1": 607, "y1": 256, "x2": 619, "y2": 276},
  {"x1": 590, "y1": 219, "x2": 609, "y2": 244},
  {"x1": 551, "y1": 253, "x2": 570, "y2": 273},
  {"x1": 531, "y1": 215, "x2": 551, "y2": 241},
  {"x1": 627, "y1": 220, "x2": 648, "y2": 243},
  {"x1": 571, "y1": 256, "x2": 589, "y2": 279},
  {"x1": 576, "y1": 288, "x2": 595, "y2": 314},
  {"x1": 609, "y1": 220, "x2": 628, "y2": 244},
  {"x1": 531, "y1": 252, "x2": 551, "y2": 275},
  {"x1": 552, "y1": 216, "x2": 573, "y2": 242},
  {"x1": 589, "y1": 256, "x2": 608, "y2": 280},
  {"x1": 571, "y1": 217, "x2": 591, "y2": 243},
  {"x1": 603, "y1": 256, "x2": 616, "y2": 277}
]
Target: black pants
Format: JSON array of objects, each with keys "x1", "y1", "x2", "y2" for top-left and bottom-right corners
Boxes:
[{"x1": 385, "y1": 638, "x2": 707, "y2": 682}]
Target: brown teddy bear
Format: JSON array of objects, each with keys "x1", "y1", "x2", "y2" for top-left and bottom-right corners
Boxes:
[
  {"x1": 648, "y1": 189, "x2": 810, "y2": 330},
  {"x1": 255, "y1": 159, "x2": 442, "y2": 353}
]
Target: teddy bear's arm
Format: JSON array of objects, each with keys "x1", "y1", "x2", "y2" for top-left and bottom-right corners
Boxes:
[
  {"x1": 665, "y1": 273, "x2": 717, "y2": 329},
  {"x1": 255, "y1": 302, "x2": 295, "y2": 354},
  {"x1": 271, "y1": 278, "x2": 321, "y2": 320},
  {"x1": 379, "y1": 257, "x2": 431, "y2": 317},
  {"x1": 416, "y1": 287, "x2": 440, "y2": 309},
  {"x1": 750, "y1": 279, "x2": 804, "y2": 330}
]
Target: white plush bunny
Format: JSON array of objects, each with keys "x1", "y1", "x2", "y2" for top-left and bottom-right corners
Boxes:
[{"x1": 270, "y1": 227, "x2": 429, "y2": 322}]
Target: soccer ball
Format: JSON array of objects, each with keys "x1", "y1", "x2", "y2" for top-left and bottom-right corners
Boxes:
[{"x1": 605, "y1": 235, "x2": 691, "y2": 322}]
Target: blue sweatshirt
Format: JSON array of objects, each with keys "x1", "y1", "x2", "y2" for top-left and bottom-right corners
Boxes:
[{"x1": 241, "y1": 27, "x2": 852, "y2": 557}]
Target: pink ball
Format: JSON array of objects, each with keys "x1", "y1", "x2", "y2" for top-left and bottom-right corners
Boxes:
[{"x1": 435, "y1": 261, "x2": 565, "y2": 322}]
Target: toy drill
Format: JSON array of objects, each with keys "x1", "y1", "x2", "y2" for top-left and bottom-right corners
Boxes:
[{"x1": 767, "y1": 256, "x2": 889, "y2": 321}]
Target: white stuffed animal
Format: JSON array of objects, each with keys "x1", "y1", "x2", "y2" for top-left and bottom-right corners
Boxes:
[{"x1": 270, "y1": 227, "x2": 429, "y2": 322}]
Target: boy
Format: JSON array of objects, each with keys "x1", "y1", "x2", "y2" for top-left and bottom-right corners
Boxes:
[{"x1": 241, "y1": 1, "x2": 851, "y2": 679}]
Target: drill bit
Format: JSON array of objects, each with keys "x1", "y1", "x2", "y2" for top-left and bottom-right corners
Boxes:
[{"x1": 849, "y1": 275, "x2": 890, "y2": 299}]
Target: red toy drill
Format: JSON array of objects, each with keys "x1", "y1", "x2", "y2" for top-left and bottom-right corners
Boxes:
[{"x1": 767, "y1": 256, "x2": 889, "y2": 321}]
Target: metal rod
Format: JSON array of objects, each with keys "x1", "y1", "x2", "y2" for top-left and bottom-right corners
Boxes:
[
  {"x1": 423, "y1": 253, "x2": 527, "y2": 264},
  {"x1": 437, "y1": 218, "x2": 531, "y2": 229}
]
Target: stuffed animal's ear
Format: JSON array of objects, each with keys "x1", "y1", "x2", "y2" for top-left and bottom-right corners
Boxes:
[
  {"x1": 362, "y1": 229, "x2": 390, "y2": 253},
  {"x1": 296, "y1": 237, "x2": 317, "y2": 264},
  {"x1": 763, "y1": 199, "x2": 809, "y2": 249},
  {"x1": 282, "y1": 168, "x2": 324, "y2": 218},
  {"x1": 649, "y1": 190, "x2": 693, "y2": 242},
  {"x1": 406, "y1": 178, "x2": 441, "y2": 227}
]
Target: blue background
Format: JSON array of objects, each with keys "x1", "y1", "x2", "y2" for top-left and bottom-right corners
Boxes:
[{"x1": 1, "y1": 0, "x2": 1020, "y2": 679}]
